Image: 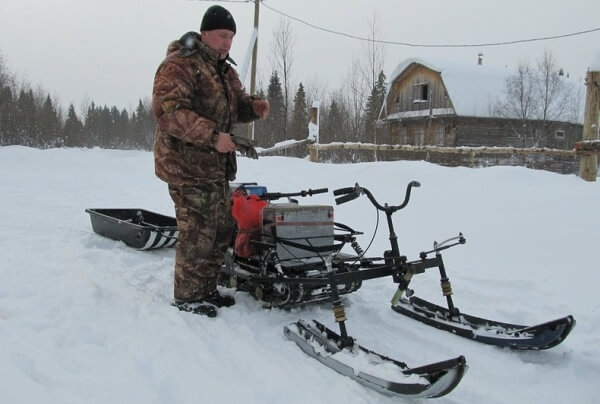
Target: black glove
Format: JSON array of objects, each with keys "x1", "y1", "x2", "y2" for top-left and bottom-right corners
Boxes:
[{"x1": 230, "y1": 135, "x2": 259, "y2": 159}]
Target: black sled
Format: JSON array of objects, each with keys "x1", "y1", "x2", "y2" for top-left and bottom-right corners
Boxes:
[{"x1": 85, "y1": 208, "x2": 178, "y2": 250}]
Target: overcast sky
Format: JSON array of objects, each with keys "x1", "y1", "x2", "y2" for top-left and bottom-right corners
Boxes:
[{"x1": 1, "y1": 0, "x2": 598, "y2": 113}]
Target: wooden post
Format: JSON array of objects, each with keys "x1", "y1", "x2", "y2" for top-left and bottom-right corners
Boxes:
[
  {"x1": 579, "y1": 70, "x2": 600, "y2": 181},
  {"x1": 308, "y1": 101, "x2": 320, "y2": 162}
]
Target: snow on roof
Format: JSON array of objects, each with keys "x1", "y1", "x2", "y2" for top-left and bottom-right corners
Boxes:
[{"x1": 383, "y1": 58, "x2": 512, "y2": 118}]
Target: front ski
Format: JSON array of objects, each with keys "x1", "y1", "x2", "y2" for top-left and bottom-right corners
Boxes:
[
  {"x1": 284, "y1": 319, "x2": 467, "y2": 399},
  {"x1": 392, "y1": 296, "x2": 575, "y2": 350}
]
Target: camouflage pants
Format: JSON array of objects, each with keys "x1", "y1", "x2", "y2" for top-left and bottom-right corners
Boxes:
[{"x1": 168, "y1": 183, "x2": 234, "y2": 302}]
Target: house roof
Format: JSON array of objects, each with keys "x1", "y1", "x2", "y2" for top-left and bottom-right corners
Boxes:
[{"x1": 383, "y1": 58, "x2": 512, "y2": 118}]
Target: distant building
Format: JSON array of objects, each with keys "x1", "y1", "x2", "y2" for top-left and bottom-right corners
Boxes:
[{"x1": 377, "y1": 58, "x2": 582, "y2": 150}]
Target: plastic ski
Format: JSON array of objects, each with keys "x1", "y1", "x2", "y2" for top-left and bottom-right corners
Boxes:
[
  {"x1": 284, "y1": 319, "x2": 467, "y2": 398},
  {"x1": 392, "y1": 296, "x2": 575, "y2": 350}
]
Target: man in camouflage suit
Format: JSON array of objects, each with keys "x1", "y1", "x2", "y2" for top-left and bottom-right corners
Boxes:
[{"x1": 152, "y1": 5, "x2": 270, "y2": 317}]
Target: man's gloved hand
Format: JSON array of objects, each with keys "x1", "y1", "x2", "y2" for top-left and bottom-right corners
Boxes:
[{"x1": 230, "y1": 134, "x2": 259, "y2": 159}]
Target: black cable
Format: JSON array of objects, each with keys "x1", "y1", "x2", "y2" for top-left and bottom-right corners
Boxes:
[{"x1": 262, "y1": 2, "x2": 600, "y2": 48}]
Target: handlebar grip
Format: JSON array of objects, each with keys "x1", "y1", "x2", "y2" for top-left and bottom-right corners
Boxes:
[
  {"x1": 261, "y1": 193, "x2": 281, "y2": 200},
  {"x1": 307, "y1": 188, "x2": 329, "y2": 195},
  {"x1": 335, "y1": 192, "x2": 359, "y2": 205},
  {"x1": 333, "y1": 187, "x2": 355, "y2": 196}
]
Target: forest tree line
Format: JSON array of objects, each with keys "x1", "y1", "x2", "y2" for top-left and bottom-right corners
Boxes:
[
  {"x1": 0, "y1": 53, "x2": 155, "y2": 150},
  {"x1": 0, "y1": 52, "x2": 385, "y2": 151}
]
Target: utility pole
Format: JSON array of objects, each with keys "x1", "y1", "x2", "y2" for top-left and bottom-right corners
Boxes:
[{"x1": 247, "y1": 0, "x2": 260, "y2": 141}]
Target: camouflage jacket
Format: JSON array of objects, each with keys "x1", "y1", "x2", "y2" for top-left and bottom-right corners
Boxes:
[{"x1": 152, "y1": 32, "x2": 260, "y2": 186}]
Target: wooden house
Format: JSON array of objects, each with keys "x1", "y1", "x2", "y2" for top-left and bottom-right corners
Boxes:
[{"x1": 377, "y1": 58, "x2": 582, "y2": 150}]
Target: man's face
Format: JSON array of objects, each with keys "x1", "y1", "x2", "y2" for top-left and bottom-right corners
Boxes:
[{"x1": 201, "y1": 29, "x2": 235, "y2": 60}]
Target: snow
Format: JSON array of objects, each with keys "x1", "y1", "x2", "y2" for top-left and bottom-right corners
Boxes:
[{"x1": 1, "y1": 145, "x2": 600, "y2": 404}]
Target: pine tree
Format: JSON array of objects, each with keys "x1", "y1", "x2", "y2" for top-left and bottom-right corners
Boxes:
[
  {"x1": 16, "y1": 89, "x2": 37, "y2": 146},
  {"x1": 133, "y1": 99, "x2": 155, "y2": 150},
  {"x1": 322, "y1": 96, "x2": 351, "y2": 144},
  {"x1": 364, "y1": 70, "x2": 386, "y2": 144},
  {"x1": 0, "y1": 85, "x2": 16, "y2": 145},
  {"x1": 323, "y1": 99, "x2": 340, "y2": 143},
  {"x1": 63, "y1": 104, "x2": 84, "y2": 147},
  {"x1": 290, "y1": 83, "x2": 308, "y2": 140},
  {"x1": 38, "y1": 95, "x2": 61, "y2": 148},
  {"x1": 98, "y1": 105, "x2": 114, "y2": 149},
  {"x1": 83, "y1": 102, "x2": 100, "y2": 147},
  {"x1": 259, "y1": 71, "x2": 285, "y2": 147}
]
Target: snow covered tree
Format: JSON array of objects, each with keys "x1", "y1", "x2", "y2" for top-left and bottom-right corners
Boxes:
[{"x1": 289, "y1": 83, "x2": 308, "y2": 140}]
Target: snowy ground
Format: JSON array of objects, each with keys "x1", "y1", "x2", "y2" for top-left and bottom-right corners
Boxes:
[{"x1": 1, "y1": 146, "x2": 598, "y2": 404}]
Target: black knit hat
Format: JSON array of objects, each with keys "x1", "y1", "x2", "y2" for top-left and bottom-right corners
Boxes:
[{"x1": 200, "y1": 5, "x2": 236, "y2": 33}]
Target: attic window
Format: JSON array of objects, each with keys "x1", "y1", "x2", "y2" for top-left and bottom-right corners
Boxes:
[{"x1": 413, "y1": 82, "x2": 429, "y2": 103}]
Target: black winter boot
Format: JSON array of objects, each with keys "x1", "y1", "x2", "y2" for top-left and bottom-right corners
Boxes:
[
  {"x1": 203, "y1": 291, "x2": 236, "y2": 307},
  {"x1": 172, "y1": 300, "x2": 218, "y2": 317}
]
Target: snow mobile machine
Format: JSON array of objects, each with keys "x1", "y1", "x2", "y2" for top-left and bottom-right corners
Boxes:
[
  {"x1": 85, "y1": 180, "x2": 575, "y2": 399},
  {"x1": 220, "y1": 181, "x2": 574, "y2": 397},
  {"x1": 223, "y1": 182, "x2": 574, "y2": 350}
]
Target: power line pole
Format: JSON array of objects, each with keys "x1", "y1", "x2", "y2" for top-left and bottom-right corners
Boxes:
[{"x1": 247, "y1": 0, "x2": 260, "y2": 140}]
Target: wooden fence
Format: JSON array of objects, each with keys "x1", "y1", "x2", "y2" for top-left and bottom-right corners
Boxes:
[{"x1": 307, "y1": 143, "x2": 583, "y2": 175}]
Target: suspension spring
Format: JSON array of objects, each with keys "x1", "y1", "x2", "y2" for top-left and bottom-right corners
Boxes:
[
  {"x1": 332, "y1": 301, "x2": 347, "y2": 323},
  {"x1": 351, "y1": 237, "x2": 364, "y2": 256},
  {"x1": 440, "y1": 278, "x2": 453, "y2": 296},
  {"x1": 270, "y1": 251, "x2": 284, "y2": 275}
]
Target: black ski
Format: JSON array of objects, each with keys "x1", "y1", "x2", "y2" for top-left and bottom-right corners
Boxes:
[
  {"x1": 284, "y1": 319, "x2": 467, "y2": 398},
  {"x1": 392, "y1": 296, "x2": 575, "y2": 350}
]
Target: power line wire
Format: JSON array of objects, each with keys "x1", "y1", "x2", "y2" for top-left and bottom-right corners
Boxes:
[{"x1": 262, "y1": 2, "x2": 600, "y2": 48}]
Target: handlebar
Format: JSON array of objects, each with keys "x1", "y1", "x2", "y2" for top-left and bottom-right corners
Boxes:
[
  {"x1": 262, "y1": 188, "x2": 329, "y2": 201},
  {"x1": 333, "y1": 181, "x2": 421, "y2": 213}
]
